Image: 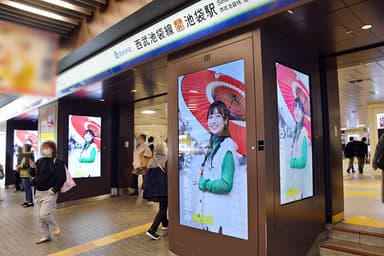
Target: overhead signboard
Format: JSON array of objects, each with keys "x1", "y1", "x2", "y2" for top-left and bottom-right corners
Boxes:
[
  {"x1": 57, "y1": 0, "x2": 301, "y2": 95},
  {"x1": 0, "y1": 22, "x2": 57, "y2": 96}
]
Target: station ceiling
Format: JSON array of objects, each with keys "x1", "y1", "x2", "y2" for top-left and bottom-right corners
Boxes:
[{"x1": 0, "y1": 0, "x2": 106, "y2": 37}]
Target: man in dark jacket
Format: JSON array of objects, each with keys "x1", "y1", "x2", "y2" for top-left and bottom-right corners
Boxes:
[
  {"x1": 356, "y1": 137, "x2": 368, "y2": 174},
  {"x1": 344, "y1": 137, "x2": 357, "y2": 174}
]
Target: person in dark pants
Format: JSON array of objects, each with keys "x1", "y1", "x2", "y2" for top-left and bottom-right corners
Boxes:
[
  {"x1": 356, "y1": 137, "x2": 368, "y2": 174},
  {"x1": 14, "y1": 146, "x2": 23, "y2": 192},
  {"x1": 344, "y1": 137, "x2": 357, "y2": 174},
  {"x1": 16, "y1": 144, "x2": 35, "y2": 207},
  {"x1": 143, "y1": 142, "x2": 168, "y2": 240},
  {"x1": 148, "y1": 136, "x2": 155, "y2": 154}
]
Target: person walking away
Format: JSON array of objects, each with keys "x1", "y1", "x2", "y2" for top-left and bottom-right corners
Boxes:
[
  {"x1": 16, "y1": 144, "x2": 35, "y2": 207},
  {"x1": 143, "y1": 142, "x2": 168, "y2": 240},
  {"x1": 372, "y1": 134, "x2": 384, "y2": 203},
  {"x1": 148, "y1": 136, "x2": 155, "y2": 154},
  {"x1": 29, "y1": 141, "x2": 66, "y2": 244},
  {"x1": 344, "y1": 137, "x2": 357, "y2": 174},
  {"x1": 130, "y1": 134, "x2": 152, "y2": 196},
  {"x1": 14, "y1": 146, "x2": 23, "y2": 192},
  {"x1": 356, "y1": 137, "x2": 368, "y2": 174}
]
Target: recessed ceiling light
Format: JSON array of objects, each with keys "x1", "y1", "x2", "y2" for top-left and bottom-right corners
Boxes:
[
  {"x1": 100, "y1": 99, "x2": 105, "y2": 102},
  {"x1": 131, "y1": 89, "x2": 137, "y2": 93},
  {"x1": 361, "y1": 24, "x2": 373, "y2": 30},
  {"x1": 141, "y1": 110, "x2": 156, "y2": 114},
  {"x1": 287, "y1": 9, "x2": 294, "y2": 15}
]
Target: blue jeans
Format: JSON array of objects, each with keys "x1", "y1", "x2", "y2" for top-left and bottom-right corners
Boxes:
[{"x1": 21, "y1": 177, "x2": 33, "y2": 203}]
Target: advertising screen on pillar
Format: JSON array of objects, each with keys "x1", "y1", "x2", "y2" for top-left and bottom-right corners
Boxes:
[
  {"x1": 68, "y1": 115, "x2": 101, "y2": 178},
  {"x1": 13, "y1": 130, "x2": 38, "y2": 169},
  {"x1": 276, "y1": 63, "x2": 314, "y2": 205},
  {"x1": 178, "y1": 59, "x2": 248, "y2": 240}
]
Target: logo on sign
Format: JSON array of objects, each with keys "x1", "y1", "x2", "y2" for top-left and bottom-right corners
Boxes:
[{"x1": 173, "y1": 19, "x2": 185, "y2": 32}]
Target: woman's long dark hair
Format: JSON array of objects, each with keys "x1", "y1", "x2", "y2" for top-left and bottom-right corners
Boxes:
[
  {"x1": 292, "y1": 97, "x2": 305, "y2": 147},
  {"x1": 82, "y1": 129, "x2": 95, "y2": 153},
  {"x1": 202, "y1": 101, "x2": 231, "y2": 167}
]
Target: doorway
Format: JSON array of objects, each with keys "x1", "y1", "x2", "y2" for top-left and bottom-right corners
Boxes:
[{"x1": 337, "y1": 53, "x2": 384, "y2": 225}]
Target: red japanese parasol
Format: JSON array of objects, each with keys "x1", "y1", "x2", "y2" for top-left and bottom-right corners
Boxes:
[
  {"x1": 70, "y1": 115, "x2": 101, "y2": 149},
  {"x1": 181, "y1": 70, "x2": 246, "y2": 156},
  {"x1": 15, "y1": 130, "x2": 38, "y2": 152},
  {"x1": 276, "y1": 63, "x2": 311, "y2": 139}
]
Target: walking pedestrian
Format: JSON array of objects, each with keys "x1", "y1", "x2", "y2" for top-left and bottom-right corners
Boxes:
[{"x1": 29, "y1": 141, "x2": 66, "y2": 244}]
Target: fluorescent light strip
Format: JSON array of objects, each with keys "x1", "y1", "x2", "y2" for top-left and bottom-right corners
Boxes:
[
  {"x1": 39, "y1": 0, "x2": 91, "y2": 15},
  {"x1": 2, "y1": 0, "x2": 78, "y2": 25}
]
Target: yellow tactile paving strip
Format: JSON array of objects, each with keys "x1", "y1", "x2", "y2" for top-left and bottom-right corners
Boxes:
[
  {"x1": 344, "y1": 183, "x2": 381, "y2": 188},
  {"x1": 47, "y1": 223, "x2": 152, "y2": 256},
  {"x1": 344, "y1": 216, "x2": 384, "y2": 228}
]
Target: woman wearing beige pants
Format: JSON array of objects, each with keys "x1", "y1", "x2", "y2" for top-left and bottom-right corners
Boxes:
[{"x1": 30, "y1": 141, "x2": 66, "y2": 244}]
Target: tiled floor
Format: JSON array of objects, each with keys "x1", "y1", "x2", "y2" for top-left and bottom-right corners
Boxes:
[
  {"x1": 342, "y1": 158, "x2": 384, "y2": 222},
  {"x1": 0, "y1": 189, "x2": 170, "y2": 256}
]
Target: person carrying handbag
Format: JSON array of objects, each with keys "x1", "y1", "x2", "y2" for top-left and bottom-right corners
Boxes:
[
  {"x1": 29, "y1": 141, "x2": 66, "y2": 244},
  {"x1": 372, "y1": 133, "x2": 384, "y2": 203},
  {"x1": 143, "y1": 142, "x2": 168, "y2": 240}
]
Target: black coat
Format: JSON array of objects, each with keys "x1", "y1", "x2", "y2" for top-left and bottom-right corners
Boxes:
[
  {"x1": 143, "y1": 166, "x2": 168, "y2": 202},
  {"x1": 344, "y1": 141, "x2": 358, "y2": 158}
]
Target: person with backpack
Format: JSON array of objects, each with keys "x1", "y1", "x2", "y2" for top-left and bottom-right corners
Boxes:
[
  {"x1": 372, "y1": 133, "x2": 384, "y2": 203},
  {"x1": 29, "y1": 141, "x2": 66, "y2": 244},
  {"x1": 344, "y1": 137, "x2": 357, "y2": 174},
  {"x1": 16, "y1": 144, "x2": 35, "y2": 207}
]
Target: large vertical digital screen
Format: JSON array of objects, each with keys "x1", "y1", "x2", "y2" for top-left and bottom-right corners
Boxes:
[
  {"x1": 276, "y1": 63, "x2": 313, "y2": 205},
  {"x1": 68, "y1": 115, "x2": 101, "y2": 178},
  {"x1": 13, "y1": 130, "x2": 38, "y2": 168},
  {"x1": 178, "y1": 59, "x2": 248, "y2": 240}
]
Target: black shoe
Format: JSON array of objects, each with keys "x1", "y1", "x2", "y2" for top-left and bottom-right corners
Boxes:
[
  {"x1": 346, "y1": 170, "x2": 350, "y2": 174},
  {"x1": 129, "y1": 191, "x2": 138, "y2": 197},
  {"x1": 23, "y1": 203, "x2": 34, "y2": 208},
  {"x1": 352, "y1": 170, "x2": 356, "y2": 173},
  {"x1": 146, "y1": 230, "x2": 160, "y2": 240},
  {"x1": 21, "y1": 202, "x2": 28, "y2": 206}
]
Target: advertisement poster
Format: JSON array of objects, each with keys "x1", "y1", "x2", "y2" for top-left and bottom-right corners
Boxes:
[
  {"x1": 376, "y1": 113, "x2": 384, "y2": 129},
  {"x1": 13, "y1": 130, "x2": 38, "y2": 169},
  {"x1": 39, "y1": 102, "x2": 57, "y2": 143},
  {"x1": 276, "y1": 63, "x2": 313, "y2": 205},
  {"x1": 0, "y1": 22, "x2": 57, "y2": 96},
  {"x1": 178, "y1": 59, "x2": 248, "y2": 240},
  {"x1": 68, "y1": 115, "x2": 101, "y2": 178}
]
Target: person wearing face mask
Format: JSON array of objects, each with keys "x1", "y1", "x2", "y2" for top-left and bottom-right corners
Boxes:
[{"x1": 29, "y1": 141, "x2": 66, "y2": 244}]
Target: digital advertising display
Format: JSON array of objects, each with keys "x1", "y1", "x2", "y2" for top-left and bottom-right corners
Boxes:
[
  {"x1": 376, "y1": 113, "x2": 384, "y2": 129},
  {"x1": 13, "y1": 130, "x2": 38, "y2": 169},
  {"x1": 178, "y1": 59, "x2": 248, "y2": 240},
  {"x1": 276, "y1": 63, "x2": 313, "y2": 205},
  {"x1": 68, "y1": 115, "x2": 101, "y2": 178}
]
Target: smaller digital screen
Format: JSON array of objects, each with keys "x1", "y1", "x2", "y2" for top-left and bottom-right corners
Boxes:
[
  {"x1": 376, "y1": 113, "x2": 384, "y2": 129},
  {"x1": 13, "y1": 130, "x2": 38, "y2": 169},
  {"x1": 68, "y1": 115, "x2": 101, "y2": 178},
  {"x1": 276, "y1": 63, "x2": 314, "y2": 205}
]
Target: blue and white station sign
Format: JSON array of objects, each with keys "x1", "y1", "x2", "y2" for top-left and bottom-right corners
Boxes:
[{"x1": 57, "y1": 0, "x2": 302, "y2": 95}]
